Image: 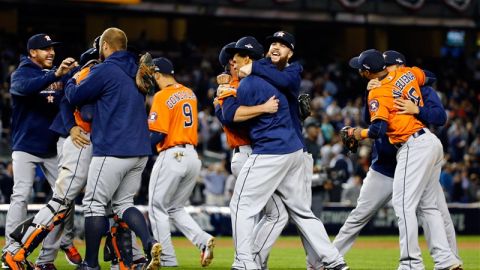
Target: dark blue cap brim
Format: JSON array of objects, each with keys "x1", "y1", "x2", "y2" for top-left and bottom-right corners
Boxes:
[
  {"x1": 349, "y1": 56, "x2": 361, "y2": 69},
  {"x1": 265, "y1": 36, "x2": 294, "y2": 51}
]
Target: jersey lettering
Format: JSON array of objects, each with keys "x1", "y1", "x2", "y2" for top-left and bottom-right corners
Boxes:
[{"x1": 183, "y1": 103, "x2": 193, "y2": 127}]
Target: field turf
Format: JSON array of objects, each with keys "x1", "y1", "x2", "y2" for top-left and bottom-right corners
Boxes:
[{"x1": 2, "y1": 236, "x2": 479, "y2": 269}]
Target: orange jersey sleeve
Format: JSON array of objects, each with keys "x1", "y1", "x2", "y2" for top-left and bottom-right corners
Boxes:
[
  {"x1": 73, "y1": 66, "x2": 92, "y2": 132},
  {"x1": 371, "y1": 70, "x2": 425, "y2": 144},
  {"x1": 148, "y1": 84, "x2": 198, "y2": 152}
]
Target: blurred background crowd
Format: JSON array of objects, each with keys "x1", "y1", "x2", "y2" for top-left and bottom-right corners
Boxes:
[{"x1": 1, "y1": 0, "x2": 480, "y2": 219}]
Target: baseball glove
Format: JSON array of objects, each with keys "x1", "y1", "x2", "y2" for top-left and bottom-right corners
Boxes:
[
  {"x1": 340, "y1": 126, "x2": 359, "y2": 154},
  {"x1": 298, "y1": 93, "x2": 312, "y2": 120},
  {"x1": 135, "y1": 52, "x2": 157, "y2": 95}
]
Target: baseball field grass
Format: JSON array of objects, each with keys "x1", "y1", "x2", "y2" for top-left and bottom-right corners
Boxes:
[{"x1": 2, "y1": 235, "x2": 479, "y2": 269}]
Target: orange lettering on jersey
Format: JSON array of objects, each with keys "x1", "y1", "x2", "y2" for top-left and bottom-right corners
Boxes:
[
  {"x1": 149, "y1": 84, "x2": 198, "y2": 152},
  {"x1": 368, "y1": 67, "x2": 426, "y2": 144}
]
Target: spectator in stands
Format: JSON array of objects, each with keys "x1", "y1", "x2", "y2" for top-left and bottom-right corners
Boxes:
[
  {"x1": 203, "y1": 162, "x2": 228, "y2": 206},
  {"x1": 0, "y1": 161, "x2": 13, "y2": 203},
  {"x1": 341, "y1": 174, "x2": 362, "y2": 206}
]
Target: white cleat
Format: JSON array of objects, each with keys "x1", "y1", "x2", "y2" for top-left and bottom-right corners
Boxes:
[{"x1": 200, "y1": 237, "x2": 215, "y2": 267}]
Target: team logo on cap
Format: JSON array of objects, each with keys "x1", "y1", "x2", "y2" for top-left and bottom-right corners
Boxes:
[
  {"x1": 44, "y1": 35, "x2": 51, "y2": 41},
  {"x1": 369, "y1": 99, "x2": 379, "y2": 112},
  {"x1": 275, "y1": 32, "x2": 285, "y2": 37},
  {"x1": 362, "y1": 64, "x2": 370, "y2": 70},
  {"x1": 244, "y1": 44, "x2": 253, "y2": 49},
  {"x1": 395, "y1": 58, "x2": 403, "y2": 63}
]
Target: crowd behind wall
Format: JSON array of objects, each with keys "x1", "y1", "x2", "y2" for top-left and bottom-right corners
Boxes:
[{"x1": 0, "y1": 30, "x2": 479, "y2": 215}]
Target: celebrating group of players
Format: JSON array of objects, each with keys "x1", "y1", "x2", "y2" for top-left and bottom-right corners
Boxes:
[{"x1": 1, "y1": 25, "x2": 464, "y2": 270}]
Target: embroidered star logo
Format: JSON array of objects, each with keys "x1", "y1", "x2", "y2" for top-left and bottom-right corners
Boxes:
[
  {"x1": 275, "y1": 32, "x2": 285, "y2": 37},
  {"x1": 45, "y1": 35, "x2": 51, "y2": 41}
]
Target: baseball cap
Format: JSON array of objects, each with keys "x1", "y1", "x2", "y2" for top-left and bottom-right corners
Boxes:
[
  {"x1": 265, "y1": 31, "x2": 295, "y2": 51},
  {"x1": 383, "y1": 50, "x2": 406, "y2": 66},
  {"x1": 153, "y1": 57, "x2": 174, "y2": 75},
  {"x1": 349, "y1": 49, "x2": 386, "y2": 73},
  {"x1": 27, "y1": 33, "x2": 61, "y2": 51},
  {"x1": 225, "y1": 36, "x2": 264, "y2": 60},
  {"x1": 219, "y1": 42, "x2": 236, "y2": 68}
]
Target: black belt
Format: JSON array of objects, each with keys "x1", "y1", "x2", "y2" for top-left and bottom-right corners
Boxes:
[
  {"x1": 176, "y1": 144, "x2": 187, "y2": 148},
  {"x1": 394, "y1": 129, "x2": 426, "y2": 149}
]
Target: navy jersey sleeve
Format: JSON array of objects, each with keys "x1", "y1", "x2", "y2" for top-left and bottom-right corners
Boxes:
[
  {"x1": 222, "y1": 96, "x2": 241, "y2": 125},
  {"x1": 214, "y1": 104, "x2": 227, "y2": 126},
  {"x1": 252, "y1": 59, "x2": 302, "y2": 97},
  {"x1": 10, "y1": 70, "x2": 58, "y2": 96},
  {"x1": 368, "y1": 119, "x2": 388, "y2": 139},
  {"x1": 59, "y1": 96, "x2": 76, "y2": 133},
  {"x1": 418, "y1": 86, "x2": 447, "y2": 126},
  {"x1": 65, "y1": 65, "x2": 105, "y2": 106}
]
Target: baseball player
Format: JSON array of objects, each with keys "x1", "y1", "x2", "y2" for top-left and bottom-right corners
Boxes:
[
  {"x1": 2, "y1": 33, "x2": 79, "y2": 270},
  {"x1": 333, "y1": 50, "x2": 460, "y2": 263},
  {"x1": 224, "y1": 36, "x2": 348, "y2": 270},
  {"x1": 234, "y1": 31, "x2": 323, "y2": 270},
  {"x1": 65, "y1": 27, "x2": 160, "y2": 270},
  {"x1": 347, "y1": 49, "x2": 462, "y2": 270},
  {"x1": 147, "y1": 57, "x2": 215, "y2": 267}
]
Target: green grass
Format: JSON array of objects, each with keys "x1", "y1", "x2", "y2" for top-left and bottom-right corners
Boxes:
[{"x1": 4, "y1": 236, "x2": 479, "y2": 269}]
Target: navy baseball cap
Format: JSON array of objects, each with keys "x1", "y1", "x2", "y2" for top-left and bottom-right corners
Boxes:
[
  {"x1": 383, "y1": 50, "x2": 406, "y2": 66},
  {"x1": 349, "y1": 49, "x2": 386, "y2": 73},
  {"x1": 266, "y1": 31, "x2": 295, "y2": 51},
  {"x1": 153, "y1": 57, "x2": 174, "y2": 75},
  {"x1": 226, "y1": 36, "x2": 264, "y2": 60},
  {"x1": 219, "y1": 42, "x2": 236, "y2": 67},
  {"x1": 27, "y1": 34, "x2": 61, "y2": 51}
]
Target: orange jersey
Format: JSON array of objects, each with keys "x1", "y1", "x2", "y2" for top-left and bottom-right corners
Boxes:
[
  {"x1": 217, "y1": 78, "x2": 251, "y2": 148},
  {"x1": 148, "y1": 83, "x2": 198, "y2": 152},
  {"x1": 73, "y1": 66, "x2": 93, "y2": 132},
  {"x1": 368, "y1": 67, "x2": 426, "y2": 144}
]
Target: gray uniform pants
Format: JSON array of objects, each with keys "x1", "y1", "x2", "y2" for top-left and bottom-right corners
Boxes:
[
  {"x1": 148, "y1": 145, "x2": 212, "y2": 266},
  {"x1": 393, "y1": 130, "x2": 460, "y2": 270},
  {"x1": 230, "y1": 149, "x2": 344, "y2": 270},
  {"x1": 4, "y1": 150, "x2": 74, "y2": 264},
  {"x1": 251, "y1": 153, "x2": 323, "y2": 270},
  {"x1": 83, "y1": 156, "x2": 147, "y2": 218},
  {"x1": 333, "y1": 168, "x2": 459, "y2": 260}
]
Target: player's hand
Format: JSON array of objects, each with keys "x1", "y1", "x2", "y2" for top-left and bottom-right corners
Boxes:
[
  {"x1": 213, "y1": 97, "x2": 219, "y2": 107},
  {"x1": 70, "y1": 126, "x2": 90, "y2": 149},
  {"x1": 216, "y1": 73, "x2": 231, "y2": 85},
  {"x1": 216, "y1": 84, "x2": 231, "y2": 96},
  {"x1": 394, "y1": 98, "x2": 419, "y2": 115},
  {"x1": 262, "y1": 95, "x2": 279, "y2": 114},
  {"x1": 239, "y1": 62, "x2": 253, "y2": 78},
  {"x1": 367, "y1": 79, "x2": 381, "y2": 90},
  {"x1": 55, "y1": 57, "x2": 79, "y2": 78}
]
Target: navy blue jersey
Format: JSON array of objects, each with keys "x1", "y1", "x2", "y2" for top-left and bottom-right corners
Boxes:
[
  {"x1": 224, "y1": 75, "x2": 303, "y2": 154},
  {"x1": 251, "y1": 59, "x2": 306, "y2": 150},
  {"x1": 368, "y1": 85, "x2": 446, "y2": 177},
  {"x1": 65, "y1": 51, "x2": 151, "y2": 157},
  {"x1": 10, "y1": 56, "x2": 66, "y2": 157},
  {"x1": 50, "y1": 96, "x2": 76, "y2": 137}
]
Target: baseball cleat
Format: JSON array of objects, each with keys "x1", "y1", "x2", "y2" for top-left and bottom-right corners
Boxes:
[
  {"x1": 33, "y1": 263, "x2": 57, "y2": 270},
  {"x1": 146, "y1": 242, "x2": 162, "y2": 270},
  {"x1": 200, "y1": 237, "x2": 215, "y2": 267},
  {"x1": 441, "y1": 264, "x2": 463, "y2": 270},
  {"x1": 1, "y1": 252, "x2": 24, "y2": 270},
  {"x1": 325, "y1": 264, "x2": 349, "y2": 270},
  {"x1": 75, "y1": 262, "x2": 100, "y2": 270},
  {"x1": 61, "y1": 245, "x2": 82, "y2": 266}
]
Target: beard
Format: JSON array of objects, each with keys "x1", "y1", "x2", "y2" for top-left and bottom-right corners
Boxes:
[{"x1": 271, "y1": 56, "x2": 288, "y2": 70}]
